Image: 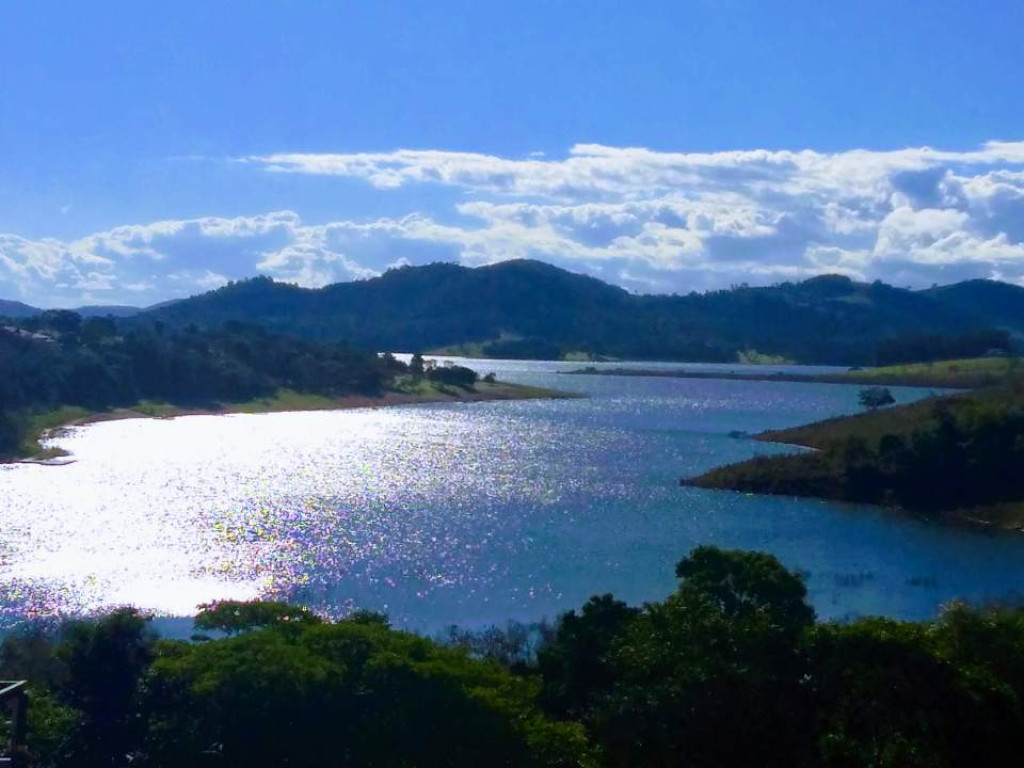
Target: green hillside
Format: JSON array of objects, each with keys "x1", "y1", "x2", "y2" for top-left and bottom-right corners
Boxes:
[{"x1": 133, "y1": 261, "x2": 1024, "y2": 365}]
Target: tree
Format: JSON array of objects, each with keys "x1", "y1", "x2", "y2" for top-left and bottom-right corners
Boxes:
[
  {"x1": 858, "y1": 386, "x2": 895, "y2": 410},
  {"x1": 194, "y1": 599, "x2": 322, "y2": 635},
  {"x1": 538, "y1": 595, "x2": 638, "y2": 719},
  {"x1": 57, "y1": 608, "x2": 156, "y2": 766},
  {"x1": 427, "y1": 362, "x2": 478, "y2": 388},
  {"x1": 145, "y1": 617, "x2": 592, "y2": 767},
  {"x1": 409, "y1": 352, "x2": 425, "y2": 378},
  {"x1": 580, "y1": 548, "x2": 816, "y2": 768}
]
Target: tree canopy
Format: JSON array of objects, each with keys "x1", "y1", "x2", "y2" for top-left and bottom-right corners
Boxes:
[{"x1": 5, "y1": 547, "x2": 1024, "y2": 767}]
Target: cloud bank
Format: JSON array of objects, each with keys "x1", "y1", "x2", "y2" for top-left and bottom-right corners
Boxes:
[{"x1": 5, "y1": 141, "x2": 1024, "y2": 305}]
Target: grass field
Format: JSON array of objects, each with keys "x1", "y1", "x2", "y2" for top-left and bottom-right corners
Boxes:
[
  {"x1": 833, "y1": 357, "x2": 1021, "y2": 388},
  {"x1": 755, "y1": 384, "x2": 1024, "y2": 450}
]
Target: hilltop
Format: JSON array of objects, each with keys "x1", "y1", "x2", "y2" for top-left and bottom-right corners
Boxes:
[
  {"x1": 7, "y1": 262, "x2": 1024, "y2": 364},
  {"x1": 132, "y1": 263, "x2": 1024, "y2": 365}
]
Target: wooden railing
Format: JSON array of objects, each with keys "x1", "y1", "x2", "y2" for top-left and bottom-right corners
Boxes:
[{"x1": 0, "y1": 681, "x2": 27, "y2": 768}]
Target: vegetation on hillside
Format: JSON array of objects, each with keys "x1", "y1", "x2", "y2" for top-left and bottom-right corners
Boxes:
[
  {"x1": 126, "y1": 262, "x2": 1024, "y2": 365},
  {"x1": 874, "y1": 328, "x2": 1013, "y2": 365},
  {"x1": 690, "y1": 378, "x2": 1024, "y2": 527},
  {"x1": 0, "y1": 311, "x2": 487, "y2": 460},
  {"x1": 5, "y1": 547, "x2": 1024, "y2": 767}
]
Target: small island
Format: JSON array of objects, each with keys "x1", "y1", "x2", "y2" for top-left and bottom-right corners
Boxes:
[{"x1": 0, "y1": 314, "x2": 577, "y2": 464}]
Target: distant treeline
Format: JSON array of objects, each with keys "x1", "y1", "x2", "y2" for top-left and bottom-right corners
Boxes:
[
  {"x1": 4, "y1": 546, "x2": 1024, "y2": 767},
  {"x1": 0, "y1": 311, "x2": 476, "y2": 457}
]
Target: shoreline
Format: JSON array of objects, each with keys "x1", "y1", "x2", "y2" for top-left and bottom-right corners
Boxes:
[
  {"x1": 683, "y1": 384, "x2": 1024, "y2": 533},
  {"x1": 11, "y1": 381, "x2": 582, "y2": 466},
  {"x1": 561, "y1": 367, "x2": 976, "y2": 389},
  {"x1": 563, "y1": 357, "x2": 1021, "y2": 390}
]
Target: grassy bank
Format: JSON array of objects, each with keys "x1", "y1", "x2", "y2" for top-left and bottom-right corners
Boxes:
[
  {"x1": 688, "y1": 379, "x2": 1024, "y2": 530},
  {"x1": 830, "y1": 356, "x2": 1021, "y2": 388},
  {"x1": 565, "y1": 356, "x2": 1022, "y2": 389},
  {"x1": 12, "y1": 380, "x2": 578, "y2": 464}
]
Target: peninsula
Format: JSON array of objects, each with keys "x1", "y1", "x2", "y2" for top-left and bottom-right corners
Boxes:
[{"x1": 685, "y1": 358, "x2": 1024, "y2": 530}]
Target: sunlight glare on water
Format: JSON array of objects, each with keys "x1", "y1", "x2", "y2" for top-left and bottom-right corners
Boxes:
[{"x1": 2, "y1": 360, "x2": 1024, "y2": 632}]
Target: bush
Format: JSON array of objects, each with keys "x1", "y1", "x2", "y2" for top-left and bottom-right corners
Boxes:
[
  {"x1": 859, "y1": 387, "x2": 896, "y2": 410},
  {"x1": 426, "y1": 363, "x2": 478, "y2": 389}
]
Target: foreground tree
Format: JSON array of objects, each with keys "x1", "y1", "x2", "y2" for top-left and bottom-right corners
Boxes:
[
  {"x1": 145, "y1": 618, "x2": 591, "y2": 767},
  {"x1": 593, "y1": 548, "x2": 815, "y2": 768},
  {"x1": 7, "y1": 549, "x2": 1024, "y2": 767}
]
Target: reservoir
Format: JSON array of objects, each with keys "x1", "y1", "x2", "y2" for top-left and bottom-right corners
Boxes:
[{"x1": 2, "y1": 358, "x2": 1022, "y2": 632}]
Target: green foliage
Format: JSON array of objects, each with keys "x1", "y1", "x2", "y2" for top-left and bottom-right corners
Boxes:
[
  {"x1": 875, "y1": 329, "x2": 1014, "y2": 366},
  {"x1": 858, "y1": 386, "x2": 896, "y2": 410},
  {"x1": 537, "y1": 595, "x2": 639, "y2": 718},
  {"x1": 57, "y1": 608, "x2": 156, "y2": 766},
  {"x1": 7, "y1": 548, "x2": 1024, "y2": 767},
  {"x1": 0, "y1": 319, "x2": 405, "y2": 458},
  {"x1": 836, "y1": 356, "x2": 1022, "y2": 388},
  {"x1": 148, "y1": 618, "x2": 590, "y2": 767},
  {"x1": 3, "y1": 609, "x2": 590, "y2": 767},
  {"x1": 586, "y1": 549, "x2": 815, "y2": 767},
  {"x1": 426, "y1": 361, "x2": 478, "y2": 388},
  {"x1": 674, "y1": 546, "x2": 815, "y2": 635},
  {"x1": 194, "y1": 599, "x2": 322, "y2": 635},
  {"x1": 810, "y1": 606, "x2": 1024, "y2": 768},
  {"x1": 694, "y1": 381, "x2": 1024, "y2": 519},
  {"x1": 134, "y1": 262, "x2": 1024, "y2": 365}
]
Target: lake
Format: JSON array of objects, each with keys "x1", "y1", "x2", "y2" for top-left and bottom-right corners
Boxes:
[{"x1": 2, "y1": 357, "x2": 1023, "y2": 634}]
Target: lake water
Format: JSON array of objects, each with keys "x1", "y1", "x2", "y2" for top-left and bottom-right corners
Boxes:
[{"x1": 2, "y1": 358, "x2": 1023, "y2": 634}]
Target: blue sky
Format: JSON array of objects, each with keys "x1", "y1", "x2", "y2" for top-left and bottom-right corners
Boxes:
[{"x1": 2, "y1": 0, "x2": 1024, "y2": 306}]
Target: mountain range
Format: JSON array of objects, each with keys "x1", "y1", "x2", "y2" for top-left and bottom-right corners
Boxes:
[
  {"x1": 0, "y1": 300, "x2": 144, "y2": 319},
  {"x1": 6, "y1": 260, "x2": 1024, "y2": 365}
]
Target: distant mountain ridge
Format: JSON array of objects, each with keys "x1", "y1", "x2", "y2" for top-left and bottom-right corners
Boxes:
[
  {"x1": 131, "y1": 261, "x2": 1024, "y2": 365},
  {"x1": 7, "y1": 261, "x2": 1024, "y2": 364},
  {"x1": 0, "y1": 301, "x2": 144, "y2": 318},
  {"x1": 0, "y1": 299, "x2": 39, "y2": 318}
]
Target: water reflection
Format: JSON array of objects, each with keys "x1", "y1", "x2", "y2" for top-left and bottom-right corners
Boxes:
[{"x1": 1, "y1": 362, "x2": 1022, "y2": 631}]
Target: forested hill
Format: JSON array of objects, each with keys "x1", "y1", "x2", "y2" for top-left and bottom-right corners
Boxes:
[
  {"x1": 0, "y1": 315, "x2": 407, "y2": 458},
  {"x1": 0, "y1": 298, "x2": 39, "y2": 318},
  {"x1": 124, "y1": 261, "x2": 1024, "y2": 364}
]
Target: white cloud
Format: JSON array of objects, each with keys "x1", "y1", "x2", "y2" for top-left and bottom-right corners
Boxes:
[
  {"x1": 6, "y1": 140, "x2": 1024, "y2": 305},
  {"x1": 0, "y1": 212, "x2": 387, "y2": 307},
  {"x1": 235, "y1": 140, "x2": 1024, "y2": 290}
]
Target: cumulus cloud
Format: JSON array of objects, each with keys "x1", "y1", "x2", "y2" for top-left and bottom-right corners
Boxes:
[
  {"x1": 0, "y1": 212, "x2": 388, "y2": 307},
  {"x1": 6, "y1": 140, "x2": 1024, "y2": 305},
  {"x1": 236, "y1": 140, "x2": 1024, "y2": 290}
]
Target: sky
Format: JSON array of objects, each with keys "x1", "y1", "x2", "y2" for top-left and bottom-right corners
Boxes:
[{"x1": 2, "y1": 1, "x2": 1024, "y2": 307}]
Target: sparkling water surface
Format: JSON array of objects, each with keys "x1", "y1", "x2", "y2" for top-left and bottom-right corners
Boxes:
[{"x1": 2, "y1": 358, "x2": 1023, "y2": 633}]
